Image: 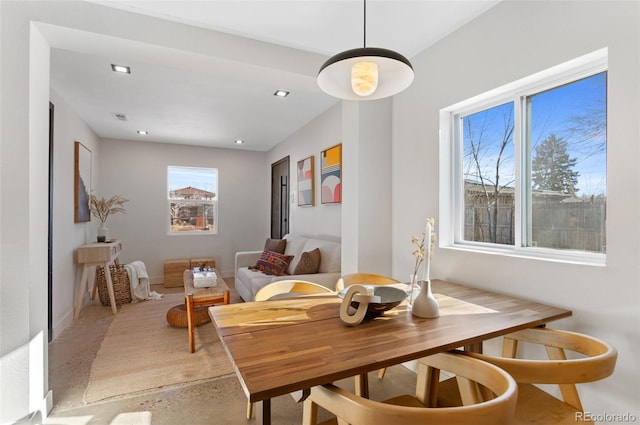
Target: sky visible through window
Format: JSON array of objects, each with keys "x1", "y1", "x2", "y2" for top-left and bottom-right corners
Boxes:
[
  {"x1": 529, "y1": 72, "x2": 606, "y2": 196},
  {"x1": 168, "y1": 166, "x2": 217, "y2": 195},
  {"x1": 463, "y1": 72, "x2": 606, "y2": 197}
]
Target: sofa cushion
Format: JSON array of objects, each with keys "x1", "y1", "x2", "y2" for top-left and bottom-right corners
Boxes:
[
  {"x1": 283, "y1": 234, "x2": 309, "y2": 274},
  {"x1": 293, "y1": 248, "x2": 321, "y2": 275},
  {"x1": 264, "y1": 238, "x2": 287, "y2": 254},
  {"x1": 254, "y1": 250, "x2": 294, "y2": 276},
  {"x1": 236, "y1": 266, "x2": 274, "y2": 301},
  {"x1": 302, "y1": 238, "x2": 341, "y2": 273}
]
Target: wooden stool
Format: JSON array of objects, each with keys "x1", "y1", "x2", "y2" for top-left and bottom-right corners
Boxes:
[
  {"x1": 166, "y1": 303, "x2": 210, "y2": 328},
  {"x1": 184, "y1": 269, "x2": 229, "y2": 352}
]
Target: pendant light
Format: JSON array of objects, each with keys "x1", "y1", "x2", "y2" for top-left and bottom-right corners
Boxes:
[{"x1": 317, "y1": 0, "x2": 414, "y2": 101}]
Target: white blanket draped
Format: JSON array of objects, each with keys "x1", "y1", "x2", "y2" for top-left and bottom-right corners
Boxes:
[{"x1": 125, "y1": 261, "x2": 163, "y2": 302}]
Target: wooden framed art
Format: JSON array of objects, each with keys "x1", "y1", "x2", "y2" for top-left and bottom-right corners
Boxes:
[
  {"x1": 320, "y1": 143, "x2": 342, "y2": 204},
  {"x1": 74, "y1": 141, "x2": 91, "y2": 223},
  {"x1": 297, "y1": 156, "x2": 315, "y2": 206}
]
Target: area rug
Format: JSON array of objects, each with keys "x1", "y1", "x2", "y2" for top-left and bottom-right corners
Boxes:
[{"x1": 83, "y1": 293, "x2": 234, "y2": 403}]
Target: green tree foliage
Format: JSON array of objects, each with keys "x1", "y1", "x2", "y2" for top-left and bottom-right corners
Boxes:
[{"x1": 532, "y1": 134, "x2": 580, "y2": 194}]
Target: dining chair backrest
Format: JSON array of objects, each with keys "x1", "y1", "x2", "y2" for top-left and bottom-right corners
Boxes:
[
  {"x1": 302, "y1": 351, "x2": 517, "y2": 425},
  {"x1": 463, "y1": 327, "x2": 617, "y2": 413},
  {"x1": 335, "y1": 273, "x2": 399, "y2": 291},
  {"x1": 255, "y1": 280, "x2": 333, "y2": 301}
]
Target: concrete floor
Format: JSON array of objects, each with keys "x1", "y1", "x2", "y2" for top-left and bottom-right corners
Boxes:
[{"x1": 46, "y1": 281, "x2": 419, "y2": 425}]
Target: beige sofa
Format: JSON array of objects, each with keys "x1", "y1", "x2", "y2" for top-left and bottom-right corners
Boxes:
[{"x1": 234, "y1": 233, "x2": 341, "y2": 302}]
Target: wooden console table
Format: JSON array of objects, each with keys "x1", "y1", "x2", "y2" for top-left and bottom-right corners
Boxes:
[{"x1": 74, "y1": 240, "x2": 122, "y2": 318}]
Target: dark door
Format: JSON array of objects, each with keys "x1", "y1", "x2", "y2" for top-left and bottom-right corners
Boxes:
[{"x1": 271, "y1": 157, "x2": 289, "y2": 238}]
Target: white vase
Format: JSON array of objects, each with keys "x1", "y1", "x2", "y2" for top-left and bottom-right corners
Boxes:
[
  {"x1": 97, "y1": 223, "x2": 109, "y2": 243},
  {"x1": 411, "y1": 279, "x2": 440, "y2": 318}
]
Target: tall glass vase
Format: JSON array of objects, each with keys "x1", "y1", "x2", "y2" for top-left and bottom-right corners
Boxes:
[{"x1": 407, "y1": 273, "x2": 421, "y2": 309}]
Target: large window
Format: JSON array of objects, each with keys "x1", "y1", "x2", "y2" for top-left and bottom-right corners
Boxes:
[
  {"x1": 167, "y1": 166, "x2": 218, "y2": 235},
  {"x1": 441, "y1": 49, "x2": 607, "y2": 264}
]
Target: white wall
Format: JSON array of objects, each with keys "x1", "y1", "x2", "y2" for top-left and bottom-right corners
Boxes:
[
  {"x1": 341, "y1": 99, "x2": 393, "y2": 276},
  {"x1": 1, "y1": 8, "x2": 52, "y2": 421},
  {"x1": 49, "y1": 89, "x2": 102, "y2": 340},
  {"x1": 98, "y1": 138, "x2": 269, "y2": 281},
  {"x1": 267, "y1": 105, "x2": 342, "y2": 239},
  {"x1": 392, "y1": 0, "x2": 639, "y2": 416}
]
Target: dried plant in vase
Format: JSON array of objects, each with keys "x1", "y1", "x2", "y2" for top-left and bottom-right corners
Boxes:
[
  {"x1": 409, "y1": 218, "x2": 439, "y2": 318},
  {"x1": 89, "y1": 194, "x2": 128, "y2": 242}
]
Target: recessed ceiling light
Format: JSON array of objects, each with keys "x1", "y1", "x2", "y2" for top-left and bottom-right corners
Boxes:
[
  {"x1": 274, "y1": 90, "x2": 290, "y2": 98},
  {"x1": 137, "y1": 130, "x2": 148, "y2": 135},
  {"x1": 111, "y1": 64, "x2": 131, "y2": 74},
  {"x1": 234, "y1": 139, "x2": 244, "y2": 144}
]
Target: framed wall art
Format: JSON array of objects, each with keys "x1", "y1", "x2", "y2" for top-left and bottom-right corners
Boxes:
[
  {"x1": 74, "y1": 141, "x2": 91, "y2": 223},
  {"x1": 297, "y1": 156, "x2": 315, "y2": 206},
  {"x1": 320, "y1": 143, "x2": 342, "y2": 204}
]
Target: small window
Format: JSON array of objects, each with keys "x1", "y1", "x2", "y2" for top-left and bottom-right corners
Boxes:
[
  {"x1": 167, "y1": 166, "x2": 218, "y2": 235},
  {"x1": 441, "y1": 49, "x2": 607, "y2": 264}
]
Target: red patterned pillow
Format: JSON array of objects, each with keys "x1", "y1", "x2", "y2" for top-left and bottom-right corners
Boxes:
[{"x1": 254, "y1": 250, "x2": 294, "y2": 276}]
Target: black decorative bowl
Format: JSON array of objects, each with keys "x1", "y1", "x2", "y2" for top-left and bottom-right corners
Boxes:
[{"x1": 338, "y1": 285, "x2": 407, "y2": 318}]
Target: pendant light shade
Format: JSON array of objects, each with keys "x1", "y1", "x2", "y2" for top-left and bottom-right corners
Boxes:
[
  {"x1": 317, "y1": 0, "x2": 414, "y2": 101},
  {"x1": 318, "y1": 47, "x2": 414, "y2": 100}
]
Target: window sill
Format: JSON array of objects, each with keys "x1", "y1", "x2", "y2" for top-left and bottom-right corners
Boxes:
[
  {"x1": 168, "y1": 231, "x2": 217, "y2": 236},
  {"x1": 442, "y1": 243, "x2": 606, "y2": 267}
]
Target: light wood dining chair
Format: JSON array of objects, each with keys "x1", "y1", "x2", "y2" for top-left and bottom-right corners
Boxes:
[
  {"x1": 335, "y1": 273, "x2": 400, "y2": 291},
  {"x1": 255, "y1": 279, "x2": 334, "y2": 301},
  {"x1": 335, "y1": 272, "x2": 402, "y2": 396},
  {"x1": 246, "y1": 280, "x2": 334, "y2": 419},
  {"x1": 459, "y1": 327, "x2": 617, "y2": 424},
  {"x1": 302, "y1": 351, "x2": 518, "y2": 425}
]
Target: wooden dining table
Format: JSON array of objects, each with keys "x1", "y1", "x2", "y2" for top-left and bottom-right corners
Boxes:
[{"x1": 209, "y1": 279, "x2": 572, "y2": 425}]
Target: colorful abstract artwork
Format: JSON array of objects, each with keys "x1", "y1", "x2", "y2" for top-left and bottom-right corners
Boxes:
[
  {"x1": 321, "y1": 144, "x2": 342, "y2": 204},
  {"x1": 297, "y1": 156, "x2": 315, "y2": 206}
]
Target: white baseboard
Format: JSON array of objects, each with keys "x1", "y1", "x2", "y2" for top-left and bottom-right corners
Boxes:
[
  {"x1": 44, "y1": 390, "x2": 53, "y2": 420},
  {"x1": 51, "y1": 310, "x2": 73, "y2": 343}
]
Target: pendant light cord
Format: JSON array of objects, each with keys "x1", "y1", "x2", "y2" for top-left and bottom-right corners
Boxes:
[{"x1": 363, "y1": 0, "x2": 367, "y2": 48}]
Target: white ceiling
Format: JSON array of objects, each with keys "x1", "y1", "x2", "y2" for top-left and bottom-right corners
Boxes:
[{"x1": 50, "y1": 0, "x2": 500, "y2": 151}]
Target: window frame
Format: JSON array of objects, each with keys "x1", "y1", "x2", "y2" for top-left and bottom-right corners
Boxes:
[
  {"x1": 167, "y1": 165, "x2": 219, "y2": 236},
  {"x1": 439, "y1": 48, "x2": 607, "y2": 266}
]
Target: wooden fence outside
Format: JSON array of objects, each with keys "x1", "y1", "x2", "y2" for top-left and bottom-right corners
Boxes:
[{"x1": 464, "y1": 201, "x2": 606, "y2": 252}]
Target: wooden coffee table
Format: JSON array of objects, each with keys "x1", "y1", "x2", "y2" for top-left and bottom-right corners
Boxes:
[{"x1": 183, "y1": 269, "x2": 230, "y2": 353}]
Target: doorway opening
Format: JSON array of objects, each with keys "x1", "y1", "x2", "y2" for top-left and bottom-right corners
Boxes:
[{"x1": 271, "y1": 157, "x2": 290, "y2": 238}]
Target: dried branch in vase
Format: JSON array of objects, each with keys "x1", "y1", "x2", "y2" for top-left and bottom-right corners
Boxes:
[{"x1": 89, "y1": 194, "x2": 129, "y2": 224}]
